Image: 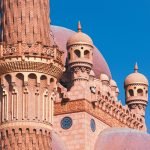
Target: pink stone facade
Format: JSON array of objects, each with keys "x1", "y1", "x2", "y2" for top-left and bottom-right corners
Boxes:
[{"x1": 54, "y1": 112, "x2": 109, "y2": 150}]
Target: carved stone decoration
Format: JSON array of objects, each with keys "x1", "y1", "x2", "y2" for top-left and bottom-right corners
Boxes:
[{"x1": 55, "y1": 99, "x2": 145, "y2": 131}]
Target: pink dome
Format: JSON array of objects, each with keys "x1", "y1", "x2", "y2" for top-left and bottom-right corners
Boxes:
[
  {"x1": 124, "y1": 63, "x2": 149, "y2": 86},
  {"x1": 51, "y1": 25, "x2": 111, "y2": 78},
  {"x1": 95, "y1": 128, "x2": 150, "y2": 150},
  {"x1": 125, "y1": 72, "x2": 148, "y2": 86},
  {"x1": 67, "y1": 32, "x2": 93, "y2": 47}
]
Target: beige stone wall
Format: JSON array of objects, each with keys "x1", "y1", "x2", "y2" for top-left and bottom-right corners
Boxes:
[{"x1": 54, "y1": 112, "x2": 109, "y2": 150}]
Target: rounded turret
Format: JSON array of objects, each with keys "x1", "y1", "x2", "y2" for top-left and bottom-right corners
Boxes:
[
  {"x1": 67, "y1": 21, "x2": 94, "y2": 69},
  {"x1": 124, "y1": 63, "x2": 148, "y2": 119},
  {"x1": 67, "y1": 22, "x2": 94, "y2": 81}
]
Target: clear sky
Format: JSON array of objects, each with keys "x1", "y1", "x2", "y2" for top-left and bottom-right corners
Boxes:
[{"x1": 50, "y1": 0, "x2": 150, "y2": 132}]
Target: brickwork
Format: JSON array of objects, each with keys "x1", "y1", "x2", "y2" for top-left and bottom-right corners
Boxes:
[{"x1": 54, "y1": 112, "x2": 109, "y2": 150}]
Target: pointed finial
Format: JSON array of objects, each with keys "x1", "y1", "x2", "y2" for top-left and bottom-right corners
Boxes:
[
  {"x1": 78, "y1": 21, "x2": 82, "y2": 32},
  {"x1": 134, "y1": 62, "x2": 138, "y2": 73}
]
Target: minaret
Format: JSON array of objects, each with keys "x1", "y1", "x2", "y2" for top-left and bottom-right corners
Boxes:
[
  {"x1": 67, "y1": 21, "x2": 94, "y2": 87},
  {"x1": 0, "y1": 0, "x2": 64, "y2": 149},
  {"x1": 124, "y1": 63, "x2": 148, "y2": 126}
]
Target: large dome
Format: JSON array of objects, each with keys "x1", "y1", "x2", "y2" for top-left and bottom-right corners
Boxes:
[
  {"x1": 95, "y1": 128, "x2": 150, "y2": 150},
  {"x1": 51, "y1": 25, "x2": 111, "y2": 78}
]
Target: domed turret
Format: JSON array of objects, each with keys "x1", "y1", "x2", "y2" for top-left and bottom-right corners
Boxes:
[
  {"x1": 67, "y1": 22, "x2": 94, "y2": 82},
  {"x1": 67, "y1": 21, "x2": 93, "y2": 47},
  {"x1": 124, "y1": 63, "x2": 148, "y2": 120},
  {"x1": 125, "y1": 63, "x2": 148, "y2": 86}
]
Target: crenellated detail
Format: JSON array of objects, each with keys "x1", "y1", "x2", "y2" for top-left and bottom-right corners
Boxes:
[
  {"x1": 55, "y1": 99, "x2": 145, "y2": 131},
  {"x1": 0, "y1": 127, "x2": 52, "y2": 150},
  {"x1": 57, "y1": 71, "x2": 146, "y2": 131},
  {"x1": 0, "y1": 43, "x2": 63, "y2": 62}
]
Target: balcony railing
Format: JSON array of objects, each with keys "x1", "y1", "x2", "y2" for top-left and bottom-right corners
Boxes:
[{"x1": 0, "y1": 43, "x2": 63, "y2": 62}]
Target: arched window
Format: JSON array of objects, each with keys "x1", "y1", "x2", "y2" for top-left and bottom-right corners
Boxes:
[
  {"x1": 40, "y1": 75, "x2": 47, "y2": 87},
  {"x1": 16, "y1": 73, "x2": 24, "y2": 86},
  {"x1": 5, "y1": 74, "x2": 11, "y2": 85},
  {"x1": 137, "y1": 89, "x2": 143, "y2": 96},
  {"x1": 74, "y1": 50, "x2": 80, "y2": 58},
  {"x1": 84, "y1": 50, "x2": 90, "y2": 58},
  {"x1": 28, "y1": 73, "x2": 37, "y2": 86},
  {"x1": 129, "y1": 89, "x2": 134, "y2": 96}
]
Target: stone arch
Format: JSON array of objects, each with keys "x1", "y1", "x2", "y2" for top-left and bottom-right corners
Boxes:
[
  {"x1": 28, "y1": 73, "x2": 37, "y2": 86},
  {"x1": 84, "y1": 50, "x2": 90, "y2": 59},
  {"x1": 128, "y1": 89, "x2": 134, "y2": 96},
  {"x1": 137, "y1": 89, "x2": 143, "y2": 96},
  {"x1": 16, "y1": 73, "x2": 24, "y2": 86},
  {"x1": 74, "y1": 49, "x2": 81, "y2": 58},
  {"x1": 40, "y1": 75, "x2": 47, "y2": 87},
  {"x1": 4, "y1": 74, "x2": 12, "y2": 87}
]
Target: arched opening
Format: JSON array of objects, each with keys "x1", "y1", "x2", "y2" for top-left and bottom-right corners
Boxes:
[
  {"x1": 50, "y1": 78, "x2": 54, "y2": 83},
  {"x1": 40, "y1": 75, "x2": 47, "y2": 87},
  {"x1": 5, "y1": 74, "x2": 12, "y2": 90},
  {"x1": 137, "y1": 89, "x2": 143, "y2": 96},
  {"x1": 129, "y1": 89, "x2": 134, "y2": 96},
  {"x1": 50, "y1": 78, "x2": 55, "y2": 90},
  {"x1": 16, "y1": 73, "x2": 24, "y2": 86},
  {"x1": 5, "y1": 74, "x2": 12, "y2": 85},
  {"x1": 28, "y1": 73, "x2": 37, "y2": 86},
  {"x1": 84, "y1": 50, "x2": 90, "y2": 59},
  {"x1": 74, "y1": 50, "x2": 81, "y2": 58}
]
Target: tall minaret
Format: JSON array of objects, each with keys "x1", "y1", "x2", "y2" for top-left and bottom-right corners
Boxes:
[{"x1": 0, "y1": 0, "x2": 64, "y2": 149}]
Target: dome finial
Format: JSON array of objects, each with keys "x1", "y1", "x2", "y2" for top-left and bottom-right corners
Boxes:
[
  {"x1": 78, "y1": 21, "x2": 82, "y2": 32},
  {"x1": 134, "y1": 62, "x2": 138, "y2": 73}
]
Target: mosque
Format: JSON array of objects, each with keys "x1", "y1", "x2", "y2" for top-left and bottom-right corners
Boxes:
[{"x1": 0, "y1": 0, "x2": 150, "y2": 150}]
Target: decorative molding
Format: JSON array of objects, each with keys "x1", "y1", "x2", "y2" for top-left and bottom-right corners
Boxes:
[
  {"x1": 54, "y1": 99, "x2": 144, "y2": 130},
  {"x1": 0, "y1": 61, "x2": 63, "y2": 79}
]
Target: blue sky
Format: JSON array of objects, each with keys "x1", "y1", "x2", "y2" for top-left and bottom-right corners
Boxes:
[{"x1": 50, "y1": 0, "x2": 150, "y2": 132}]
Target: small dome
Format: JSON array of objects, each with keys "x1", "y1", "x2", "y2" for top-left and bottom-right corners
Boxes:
[
  {"x1": 95, "y1": 128, "x2": 150, "y2": 150},
  {"x1": 110, "y1": 79, "x2": 117, "y2": 87},
  {"x1": 67, "y1": 21, "x2": 93, "y2": 47},
  {"x1": 100, "y1": 73, "x2": 109, "y2": 81},
  {"x1": 125, "y1": 63, "x2": 148, "y2": 86}
]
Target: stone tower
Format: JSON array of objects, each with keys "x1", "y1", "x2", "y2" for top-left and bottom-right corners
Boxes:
[
  {"x1": 67, "y1": 22, "x2": 94, "y2": 88},
  {"x1": 0, "y1": 0, "x2": 64, "y2": 149},
  {"x1": 124, "y1": 63, "x2": 148, "y2": 124}
]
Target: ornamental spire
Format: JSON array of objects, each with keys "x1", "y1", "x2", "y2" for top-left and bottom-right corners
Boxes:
[
  {"x1": 134, "y1": 62, "x2": 139, "y2": 73},
  {"x1": 78, "y1": 21, "x2": 82, "y2": 32}
]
